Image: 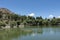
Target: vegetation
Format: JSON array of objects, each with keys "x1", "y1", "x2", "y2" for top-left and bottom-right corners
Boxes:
[{"x1": 0, "y1": 8, "x2": 60, "y2": 28}]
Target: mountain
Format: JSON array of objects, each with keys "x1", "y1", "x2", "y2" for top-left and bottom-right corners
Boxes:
[
  {"x1": 0, "y1": 8, "x2": 13, "y2": 14},
  {"x1": 0, "y1": 8, "x2": 20, "y2": 21}
]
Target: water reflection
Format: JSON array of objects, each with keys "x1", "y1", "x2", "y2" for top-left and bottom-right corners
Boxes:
[
  {"x1": 19, "y1": 27, "x2": 60, "y2": 40},
  {"x1": 0, "y1": 27, "x2": 60, "y2": 40},
  {"x1": 0, "y1": 29, "x2": 22, "y2": 40}
]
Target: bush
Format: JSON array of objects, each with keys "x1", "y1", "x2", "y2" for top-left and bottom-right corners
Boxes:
[
  {"x1": 0, "y1": 21, "x2": 6, "y2": 28},
  {"x1": 10, "y1": 21, "x2": 16, "y2": 28}
]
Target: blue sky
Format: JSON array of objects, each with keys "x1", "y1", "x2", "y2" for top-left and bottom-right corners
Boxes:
[{"x1": 0, "y1": 0, "x2": 60, "y2": 18}]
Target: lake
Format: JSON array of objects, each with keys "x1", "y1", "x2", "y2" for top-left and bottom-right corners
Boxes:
[{"x1": 0, "y1": 26, "x2": 60, "y2": 40}]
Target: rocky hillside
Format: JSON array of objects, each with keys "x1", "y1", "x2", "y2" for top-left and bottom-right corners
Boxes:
[
  {"x1": 0, "y1": 8, "x2": 13, "y2": 14},
  {"x1": 0, "y1": 8, "x2": 21, "y2": 23},
  {"x1": 0, "y1": 8, "x2": 21, "y2": 28}
]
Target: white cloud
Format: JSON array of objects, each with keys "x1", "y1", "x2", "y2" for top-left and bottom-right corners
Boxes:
[
  {"x1": 28, "y1": 13, "x2": 35, "y2": 16},
  {"x1": 48, "y1": 15, "x2": 53, "y2": 18},
  {"x1": 57, "y1": 16, "x2": 60, "y2": 18}
]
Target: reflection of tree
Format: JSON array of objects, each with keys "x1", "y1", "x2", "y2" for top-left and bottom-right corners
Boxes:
[
  {"x1": 0, "y1": 29, "x2": 33, "y2": 40},
  {"x1": 37, "y1": 30, "x2": 43, "y2": 34}
]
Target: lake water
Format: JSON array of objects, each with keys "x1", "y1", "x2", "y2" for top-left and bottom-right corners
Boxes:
[{"x1": 0, "y1": 26, "x2": 60, "y2": 40}]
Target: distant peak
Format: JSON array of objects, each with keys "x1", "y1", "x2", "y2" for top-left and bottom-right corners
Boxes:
[{"x1": 0, "y1": 8, "x2": 13, "y2": 14}]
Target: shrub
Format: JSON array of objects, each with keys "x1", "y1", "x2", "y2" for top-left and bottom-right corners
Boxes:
[
  {"x1": 0, "y1": 21, "x2": 6, "y2": 28},
  {"x1": 10, "y1": 21, "x2": 16, "y2": 28}
]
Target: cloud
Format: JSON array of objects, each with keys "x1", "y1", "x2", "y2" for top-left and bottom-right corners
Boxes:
[
  {"x1": 48, "y1": 15, "x2": 53, "y2": 18},
  {"x1": 48, "y1": 15, "x2": 60, "y2": 18},
  {"x1": 57, "y1": 16, "x2": 60, "y2": 18},
  {"x1": 28, "y1": 13, "x2": 35, "y2": 16}
]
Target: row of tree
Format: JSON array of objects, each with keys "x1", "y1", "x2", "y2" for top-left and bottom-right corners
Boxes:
[
  {"x1": 9, "y1": 14, "x2": 60, "y2": 26},
  {"x1": 22, "y1": 16, "x2": 60, "y2": 26},
  {"x1": 0, "y1": 8, "x2": 60, "y2": 27}
]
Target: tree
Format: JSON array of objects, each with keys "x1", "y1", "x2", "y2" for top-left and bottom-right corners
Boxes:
[
  {"x1": 27, "y1": 16, "x2": 35, "y2": 20},
  {"x1": 51, "y1": 18, "x2": 57, "y2": 25},
  {"x1": 36, "y1": 16, "x2": 42, "y2": 19},
  {"x1": 0, "y1": 11, "x2": 2, "y2": 19},
  {"x1": 10, "y1": 21, "x2": 16, "y2": 28}
]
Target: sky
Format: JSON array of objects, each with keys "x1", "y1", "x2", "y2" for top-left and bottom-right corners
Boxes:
[{"x1": 0, "y1": 0, "x2": 60, "y2": 18}]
